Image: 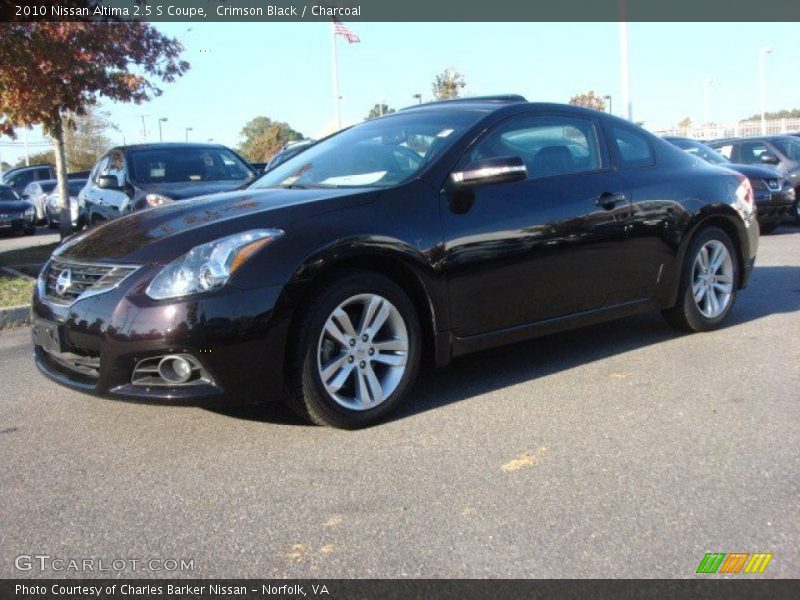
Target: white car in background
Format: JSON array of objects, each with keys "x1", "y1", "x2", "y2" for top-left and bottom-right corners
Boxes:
[
  {"x1": 21, "y1": 179, "x2": 58, "y2": 224},
  {"x1": 45, "y1": 178, "x2": 87, "y2": 229}
]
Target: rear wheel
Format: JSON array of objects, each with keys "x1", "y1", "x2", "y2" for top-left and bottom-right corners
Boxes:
[
  {"x1": 662, "y1": 226, "x2": 738, "y2": 332},
  {"x1": 285, "y1": 271, "x2": 421, "y2": 428}
]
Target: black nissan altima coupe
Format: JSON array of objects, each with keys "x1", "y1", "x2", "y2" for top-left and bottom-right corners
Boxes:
[{"x1": 31, "y1": 96, "x2": 759, "y2": 428}]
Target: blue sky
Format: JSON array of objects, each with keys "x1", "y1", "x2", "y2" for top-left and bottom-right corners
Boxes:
[{"x1": 3, "y1": 21, "x2": 799, "y2": 165}]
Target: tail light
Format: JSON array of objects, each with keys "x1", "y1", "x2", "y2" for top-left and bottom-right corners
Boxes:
[{"x1": 735, "y1": 174, "x2": 754, "y2": 208}]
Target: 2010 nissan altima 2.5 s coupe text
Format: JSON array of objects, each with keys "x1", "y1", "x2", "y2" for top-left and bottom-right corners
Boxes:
[{"x1": 31, "y1": 96, "x2": 759, "y2": 428}]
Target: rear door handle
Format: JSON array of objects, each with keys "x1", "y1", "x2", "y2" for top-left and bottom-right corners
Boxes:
[{"x1": 595, "y1": 192, "x2": 627, "y2": 210}]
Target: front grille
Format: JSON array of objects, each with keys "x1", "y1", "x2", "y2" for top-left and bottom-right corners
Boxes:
[
  {"x1": 764, "y1": 179, "x2": 781, "y2": 192},
  {"x1": 44, "y1": 257, "x2": 139, "y2": 305},
  {"x1": 750, "y1": 178, "x2": 767, "y2": 192}
]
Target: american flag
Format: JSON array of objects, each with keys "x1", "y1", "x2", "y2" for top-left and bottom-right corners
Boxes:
[{"x1": 333, "y1": 19, "x2": 360, "y2": 44}]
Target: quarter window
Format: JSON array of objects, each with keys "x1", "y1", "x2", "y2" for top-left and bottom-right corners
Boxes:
[
  {"x1": 611, "y1": 126, "x2": 654, "y2": 168},
  {"x1": 464, "y1": 115, "x2": 602, "y2": 179}
]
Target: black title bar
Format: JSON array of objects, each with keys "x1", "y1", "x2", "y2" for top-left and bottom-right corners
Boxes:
[{"x1": 3, "y1": 0, "x2": 800, "y2": 22}]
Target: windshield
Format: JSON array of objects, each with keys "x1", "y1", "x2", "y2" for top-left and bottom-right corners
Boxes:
[
  {"x1": 127, "y1": 147, "x2": 254, "y2": 184},
  {"x1": 0, "y1": 187, "x2": 20, "y2": 201},
  {"x1": 673, "y1": 139, "x2": 729, "y2": 165},
  {"x1": 773, "y1": 138, "x2": 800, "y2": 162},
  {"x1": 251, "y1": 110, "x2": 485, "y2": 189}
]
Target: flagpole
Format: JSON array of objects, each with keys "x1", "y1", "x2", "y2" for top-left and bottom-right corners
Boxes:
[{"x1": 331, "y1": 22, "x2": 341, "y2": 130}]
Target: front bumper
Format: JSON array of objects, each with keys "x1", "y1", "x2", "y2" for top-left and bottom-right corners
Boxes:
[
  {"x1": 755, "y1": 188, "x2": 795, "y2": 224},
  {"x1": 31, "y1": 263, "x2": 290, "y2": 404}
]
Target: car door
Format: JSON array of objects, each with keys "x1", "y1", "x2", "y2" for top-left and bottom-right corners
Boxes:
[
  {"x1": 604, "y1": 122, "x2": 677, "y2": 302},
  {"x1": 441, "y1": 112, "x2": 631, "y2": 337},
  {"x1": 84, "y1": 156, "x2": 110, "y2": 222}
]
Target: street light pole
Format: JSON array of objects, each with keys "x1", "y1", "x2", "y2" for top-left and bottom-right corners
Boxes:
[
  {"x1": 158, "y1": 117, "x2": 168, "y2": 142},
  {"x1": 759, "y1": 46, "x2": 773, "y2": 135},
  {"x1": 412, "y1": 93, "x2": 422, "y2": 104},
  {"x1": 185, "y1": 127, "x2": 193, "y2": 142},
  {"x1": 619, "y1": 20, "x2": 632, "y2": 121},
  {"x1": 703, "y1": 77, "x2": 713, "y2": 126},
  {"x1": 603, "y1": 95, "x2": 612, "y2": 115}
]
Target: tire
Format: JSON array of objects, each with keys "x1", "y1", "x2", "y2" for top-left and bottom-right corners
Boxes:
[
  {"x1": 793, "y1": 198, "x2": 800, "y2": 223},
  {"x1": 759, "y1": 222, "x2": 778, "y2": 235},
  {"x1": 285, "y1": 270, "x2": 422, "y2": 428},
  {"x1": 662, "y1": 226, "x2": 739, "y2": 332},
  {"x1": 23, "y1": 222, "x2": 36, "y2": 235},
  {"x1": 46, "y1": 212, "x2": 58, "y2": 230}
]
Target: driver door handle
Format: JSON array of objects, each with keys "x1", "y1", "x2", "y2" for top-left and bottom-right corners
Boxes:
[{"x1": 595, "y1": 192, "x2": 627, "y2": 210}]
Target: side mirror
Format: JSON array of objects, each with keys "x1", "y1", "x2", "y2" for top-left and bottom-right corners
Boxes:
[
  {"x1": 760, "y1": 153, "x2": 780, "y2": 165},
  {"x1": 96, "y1": 175, "x2": 120, "y2": 190},
  {"x1": 450, "y1": 156, "x2": 527, "y2": 189}
]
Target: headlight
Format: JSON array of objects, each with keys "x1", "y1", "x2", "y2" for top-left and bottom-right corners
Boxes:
[
  {"x1": 145, "y1": 229, "x2": 284, "y2": 300},
  {"x1": 145, "y1": 193, "x2": 174, "y2": 207},
  {"x1": 24, "y1": 207, "x2": 35, "y2": 217}
]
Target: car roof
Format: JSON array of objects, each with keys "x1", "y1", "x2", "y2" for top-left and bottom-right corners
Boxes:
[
  {"x1": 108, "y1": 142, "x2": 229, "y2": 153},
  {"x1": 2, "y1": 164, "x2": 53, "y2": 175}
]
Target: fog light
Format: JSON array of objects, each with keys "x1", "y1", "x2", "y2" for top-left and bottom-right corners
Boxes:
[{"x1": 158, "y1": 355, "x2": 193, "y2": 384}]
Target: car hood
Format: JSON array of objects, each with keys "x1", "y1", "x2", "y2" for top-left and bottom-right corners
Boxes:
[
  {"x1": 138, "y1": 180, "x2": 250, "y2": 200},
  {"x1": 0, "y1": 200, "x2": 31, "y2": 212},
  {"x1": 58, "y1": 186, "x2": 377, "y2": 265},
  {"x1": 725, "y1": 163, "x2": 781, "y2": 179}
]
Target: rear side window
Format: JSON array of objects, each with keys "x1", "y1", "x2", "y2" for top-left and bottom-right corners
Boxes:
[
  {"x1": 611, "y1": 126, "x2": 654, "y2": 168},
  {"x1": 36, "y1": 168, "x2": 52, "y2": 179}
]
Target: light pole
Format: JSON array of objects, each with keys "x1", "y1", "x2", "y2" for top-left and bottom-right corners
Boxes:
[
  {"x1": 619, "y1": 21, "x2": 632, "y2": 121},
  {"x1": 759, "y1": 46, "x2": 773, "y2": 135},
  {"x1": 158, "y1": 117, "x2": 168, "y2": 142},
  {"x1": 703, "y1": 78, "x2": 713, "y2": 126},
  {"x1": 185, "y1": 127, "x2": 193, "y2": 142},
  {"x1": 603, "y1": 95, "x2": 612, "y2": 115},
  {"x1": 412, "y1": 93, "x2": 422, "y2": 104}
]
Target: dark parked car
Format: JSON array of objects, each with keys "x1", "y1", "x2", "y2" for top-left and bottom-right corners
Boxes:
[
  {"x1": 0, "y1": 184, "x2": 36, "y2": 235},
  {"x1": 265, "y1": 139, "x2": 315, "y2": 172},
  {"x1": 664, "y1": 136, "x2": 795, "y2": 233},
  {"x1": 1, "y1": 164, "x2": 56, "y2": 194},
  {"x1": 32, "y1": 98, "x2": 758, "y2": 428},
  {"x1": 708, "y1": 136, "x2": 800, "y2": 221},
  {"x1": 78, "y1": 143, "x2": 256, "y2": 225}
]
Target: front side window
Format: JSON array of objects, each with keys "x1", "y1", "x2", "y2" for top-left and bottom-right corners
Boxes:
[
  {"x1": 10, "y1": 170, "x2": 35, "y2": 189},
  {"x1": 127, "y1": 147, "x2": 253, "y2": 184},
  {"x1": 251, "y1": 110, "x2": 484, "y2": 190},
  {"x1": 462, "y1": 114, "x2": 602, "y2": 179},
  {"x1": 92, "y1": 157, "x2": 110, "y2": 184},
  {"x1": 737, "y1": 142, "x2": 771, "y2": 164},
  {"x1": 0, "y1": 187, "x2": 20, "y2": 201},
  {"x1": 102, "y1": 151, "x2": 126, "y2": 186},
  {"x1": 611, "y1": 126, "x2": 654, "y2": 168}
]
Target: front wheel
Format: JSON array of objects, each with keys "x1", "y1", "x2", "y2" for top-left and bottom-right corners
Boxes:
[
  {"x1": 662, "y1": 226, "x2": 739, "y2": 332},
  {"x1": 285, "y1": 271, "x2": 422, "y2": 428}
]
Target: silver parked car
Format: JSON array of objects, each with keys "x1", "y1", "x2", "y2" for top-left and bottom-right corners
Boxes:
[
  {"x1": 21, "y1": 179, "x2": 57, "y2": 224},
  {"x1": 45, "y1": 179, "x2": 87, "y2": 229}
]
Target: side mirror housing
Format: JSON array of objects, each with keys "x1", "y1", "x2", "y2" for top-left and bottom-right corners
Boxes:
[
  {"x1": 450, "y1": 156, "x2": 527, "y2": 189},
  {"x1": 96, "y1": 175, "x2": 120, "y2": 190},
  {"x1": 760, "y1": 153, "x2": 780, "y2": 165}
]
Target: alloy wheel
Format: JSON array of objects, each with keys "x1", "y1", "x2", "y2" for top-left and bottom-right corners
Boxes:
[
  {"x1": 691, "y1": 240, "x2": 734, "y2": 319},
  {"x1": 316, "y1": 293, "x2": 409, "y2": 411}
]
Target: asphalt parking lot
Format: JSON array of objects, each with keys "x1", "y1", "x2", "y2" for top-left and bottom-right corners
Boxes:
[{"x1": 0, "y1": 226, "x2": 798, "y2": 579}]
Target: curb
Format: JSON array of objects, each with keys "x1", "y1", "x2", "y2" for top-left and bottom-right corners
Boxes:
[{"x1": 0, "y1": 304, "x2": 31, "y2": 330}]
